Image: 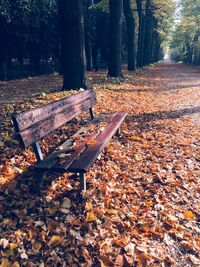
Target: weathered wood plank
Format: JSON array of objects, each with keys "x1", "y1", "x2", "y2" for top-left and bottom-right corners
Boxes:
[
  {"x1": 68, "y1": 112, "x2": 127, "y2": 173},
  {"x1": 12, "y1": 90, "x2": 96, "y2": 132},
  {"x1": 52, "y1": 131, "x2": 99, "y2": 171},
  {"x1": 17, "y1": 97, "x2": 96, "y2": 148},
  {"x1": 35, "y1": 118, "x2": 100, "y2": 170}
]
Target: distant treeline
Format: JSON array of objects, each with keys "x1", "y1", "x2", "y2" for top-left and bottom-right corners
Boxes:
[{"x1": 170, "y1": 0, "x2": 200, "y2": 65}]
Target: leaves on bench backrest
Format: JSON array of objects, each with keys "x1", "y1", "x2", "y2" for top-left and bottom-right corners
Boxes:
[{"x1": 12, "y1": 90, "x2": 96, "y2": 148}]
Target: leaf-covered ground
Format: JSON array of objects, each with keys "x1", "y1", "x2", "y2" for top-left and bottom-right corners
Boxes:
[{"x1": 0, "y1": 62, "x2": 200, "y2": 267}]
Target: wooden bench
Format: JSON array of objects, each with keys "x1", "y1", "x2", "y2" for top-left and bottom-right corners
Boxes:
[{"x1": 12, "y1": 90, "x2": 127, "y2": 191}]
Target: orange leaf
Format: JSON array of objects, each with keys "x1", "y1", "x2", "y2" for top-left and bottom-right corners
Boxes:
[
  {"x1": 184, "y1": 211, "x2": 195, "y2": 220},
  {"x1": 48, "y1": 235, "x2": 63, "y2": 246},
  {"x1": 144, "y1": 201, "x2": 153, "y2": 207},
  {"x1": 107, "y1": 209, "x2": 118, "y2": 215},
  {"x1": 86, "y1": 140, "x2": 97, "y2": 146},
  {"x1": 130, "y1": 135, "x2": 145, "y2": 142}
]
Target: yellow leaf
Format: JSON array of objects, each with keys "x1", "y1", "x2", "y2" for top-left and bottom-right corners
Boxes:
[
  {"x1": 144, "y1": 201, "x2": 153, "y2": 207},
  {"x1": 86, "y1": 212, "x2": 97, "y2": 222},
  {"x1": 4, "y1": 135, "x2": 12, "y2": 142},
  {"x1": 134, "y1": 154, "x2": 142, "y2": 161},
  {"x1": 85, "y1": 202, "x2": 92, "y2": 211},
  {"x1": 184, "y1": 211, "x2": 195, "y2": 220},
  {"x1": 48, "y1": 235, "x2": 63, "y2": 246},
  {"x1": 0, "y1": 258, "x2": 11, "y2": 267},
  {"x1": 10, "y1": 243, "x2": 17, "y2": 250},
  {"x1": 2, "y1": 218, "x2": 10, "y2": 225},
  {"x1": 86, "y1": 140, "x2": 97, "y2": 146},
  {"x1": 107, "y1": 209, "x2": 118, "y2": 215}
]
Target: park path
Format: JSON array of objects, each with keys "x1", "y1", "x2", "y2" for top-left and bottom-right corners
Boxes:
[
  {"x1": 94, "y1": 61, "x2": 200, "y2": 126},
  {"x1": 0, "y1": 61, "x2": 200, "y2": 266}
]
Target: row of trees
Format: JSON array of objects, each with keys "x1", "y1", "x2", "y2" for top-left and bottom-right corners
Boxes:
[
  {"x1": 0, "y1": 0, "x2": 58, "y2": 80},
  {"x1": 60, "y1": 0, "x2": 175, "y2": 89},
  {"x1": 170, "y1": 0, "x2": 200, "y2": 65},
  {"x1": 0, "y1": 0, "x2": 175, "y2": 86}
]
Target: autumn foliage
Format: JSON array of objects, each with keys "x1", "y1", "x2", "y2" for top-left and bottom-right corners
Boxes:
[{"x1": 0, "y1": 62, "x2": 200, "y2": 266}]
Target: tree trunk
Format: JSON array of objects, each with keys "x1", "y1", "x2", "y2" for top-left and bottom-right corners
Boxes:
[
  {"x1": 136, "y1": 0, "x2": 145, "y2": 68},
  {"x1": 123, "y1": 0, "x2": 136, "y2": 71},
  {"x1": 185, "y1": 40, "x2": 193, "y2": 64},
  {"x1": 108, "y1": 0, "x2": 123, "y2": 77},
  {"x1": 58, "y1": 0, "x2": 87, "y2": 90},
  {"x1": 193, "y1": 32, "x2": 199, "y2": 65},
  {"x1": 143, "y1": 0, "x2": 153, "y2": 66},
  {"x1": 0, "y1": 17, "x2": 8, "y2": 80},
  {"x1": 84, "y1": 0, "x2": 93, "y2": 71}
]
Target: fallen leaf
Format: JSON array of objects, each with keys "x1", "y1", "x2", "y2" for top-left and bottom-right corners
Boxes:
[
  {"x1": 184, "y1": 210, "x2": 195, "y2": 220},
  {"x1": 106, "y1": 209, "x2": 118, "y2": 215},
  {"x1": 85, "y1": 202, "x2": 93, "y2": 211},
  {"x1": 48, "y1": 235, "x2": 63, "y2": 247},
  {"x1": 86, "y1": 212, "x2": 97, "y2": 222},
  {"x1": 60, "y1": 198, "x2": 71, "y2": 209},
  {"x1": 0, "y1": 238, "x2": 9, "y2": 249},
  {"x1": 130, "y1": 135, "x2": 145, "y2": 142},
  {"x1": 86, "y1": 140, "x2": 97, "y2": 146},
  {"x1": 144, "y1": 201, "x2": 153, "y2": 207},
  {"x1": 188, "y1": 255, "x2": 200, "y2": 266},
  {"x1": 114, "y1": 254, "x2": 124, "y2": 267},
  {"x1": 0, "y1": 258, "x2": 10, "y2": 267}
]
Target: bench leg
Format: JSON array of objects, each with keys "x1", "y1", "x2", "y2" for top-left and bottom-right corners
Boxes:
[
  {"x1": 80, "y1": 173, "x2": 86, "y2": 191},
  {"x1": 116, "y1": 127, "x2": 121, "y2": 136}
]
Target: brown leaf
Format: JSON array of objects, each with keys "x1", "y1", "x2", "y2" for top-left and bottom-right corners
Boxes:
[{"x1": 114, "y1": 255, "x2": 124, "y2": 267}]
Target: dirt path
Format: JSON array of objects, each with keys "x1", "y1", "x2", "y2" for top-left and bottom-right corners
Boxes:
[
  {"x1": 0, "y1": 62, "x2": 200, "y2": 266},
  {"x1": 95, "y1": 61, "x2": 200, "y2": 125}
]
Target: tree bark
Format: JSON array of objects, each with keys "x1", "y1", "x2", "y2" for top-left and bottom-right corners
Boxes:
[
  {"x1": 193, "y1": 32, "x2": 199, "y2": 65},
  {"x1": 0, "y1": 17, "x2": 8, "y2": 80},
  {"x1": 123, "y1": 0, "x2": 136, "y2": 71},
  {"x1": 136, "y1": 0, "x2": 145, "y2": 68},
  {"x1": 108, "y1": 0, "x2": 123, "y2": 77},
  {"x1": 143, "y1": 0, "x2": 153, "y2": 66},
  {"x1": 58, "y1": 0, "x2": 87, "y2": 90}
]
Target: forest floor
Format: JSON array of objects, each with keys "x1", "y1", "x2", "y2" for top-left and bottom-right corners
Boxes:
[{"x1": 0, "y1": 61, "x2": 200, "y2": 267}]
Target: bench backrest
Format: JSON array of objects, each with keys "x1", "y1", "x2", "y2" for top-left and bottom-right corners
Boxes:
[{"x1": 12, "y1": 90, "x2": 96, "y2": 149}]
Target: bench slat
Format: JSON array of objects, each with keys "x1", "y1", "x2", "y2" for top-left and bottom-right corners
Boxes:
[
  {"x1": 52, "y1": 131, "x2": 99, "y2": 171},
  {"x1": 52, "y1": 114, "x2": 117, "y2": 171},
  {"x1": 12, "y1": 90, "x2": 96, "y2": 132},
  {"x1": 16, "y1": 97, "x2": 96, "y2": 148},
  {"x1": 35, "y1": 119, "x2": 100, "y2": 170},
  {"x1": 68, "y1": 112, "x2": 127, "y2": 173}
]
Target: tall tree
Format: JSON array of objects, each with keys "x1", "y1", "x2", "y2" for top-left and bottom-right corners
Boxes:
[
  {"x1": 108, "y1": 0, "x2": 123, "y2": 77},
  {"x1": 58, "y1": 0, "x2": 87, "y2": 90},
  {"x1": 136, "y1": 0, "x2": 146, "y2": 67},
  {"x1": 143, "y1": 0, "x2": 153, "y2": 65},
  {"x1": 170, "y1": 0, "x2": 200, "y2": 65},
  {"x1": 123, "y1": 0, "x2": 136, "y2": 71}
]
